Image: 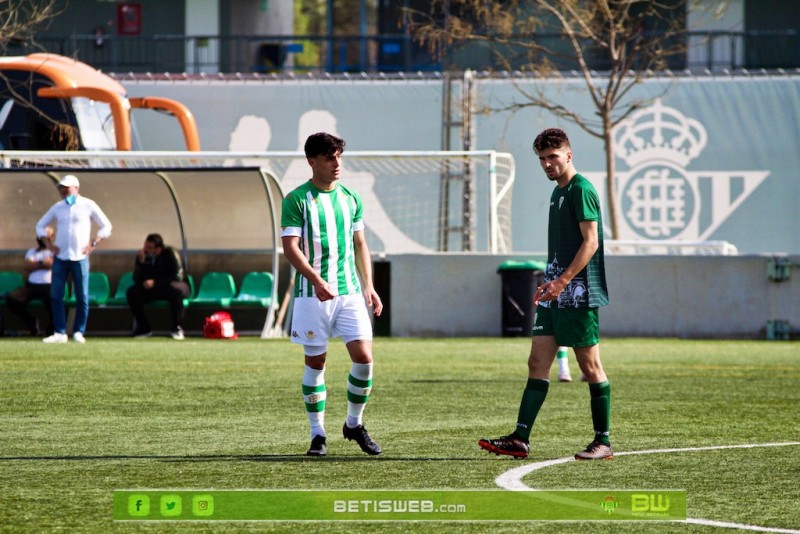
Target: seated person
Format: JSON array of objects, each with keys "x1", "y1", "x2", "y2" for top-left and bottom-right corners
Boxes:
[
  {"x1": 126, "y1": 233, "x2": 190, "y2": 340},
  {"x1": 6, "y1": 228, "x2": 55, "y2": 336}
]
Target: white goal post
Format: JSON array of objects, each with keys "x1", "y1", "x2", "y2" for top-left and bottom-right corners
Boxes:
[{"x1": 1, "y1": 150, "x2": 515, "y2": 255}]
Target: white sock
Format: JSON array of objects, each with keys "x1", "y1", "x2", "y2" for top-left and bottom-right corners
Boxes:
[
  {"x1": 557, "y1": 347, "x2": 570, "y2": 374},
  {"x1": 346, "y1": 362, "x2": 373, "y2": 428}
]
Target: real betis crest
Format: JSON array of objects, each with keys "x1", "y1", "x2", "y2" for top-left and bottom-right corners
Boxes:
[{"x1": 585, "y1": 99, "x2": 769, "y2": 241}]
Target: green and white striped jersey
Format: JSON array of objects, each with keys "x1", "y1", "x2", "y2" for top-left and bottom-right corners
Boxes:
[{"x1": 281, "y1": 181, "x2": 364, "y2": 298}]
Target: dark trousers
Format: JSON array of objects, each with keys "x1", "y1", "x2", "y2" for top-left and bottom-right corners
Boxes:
[
  {"x1": 6, "y1": 283, "x2": 53, "y2": 335},
  {"x1": 126, "y1": 283, "x2": 186, "y2": 332}
]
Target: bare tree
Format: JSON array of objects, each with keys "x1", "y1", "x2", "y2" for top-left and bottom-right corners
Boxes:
[
  {"x1": 1, "y1": 1, "x2": 78, "y2": 149},
  {"x1": 407, "y1": 0, "x2": 728, "y2": 237},
  {"x1": 0, "y1": 0, "x2": 61, "y2": 51}
]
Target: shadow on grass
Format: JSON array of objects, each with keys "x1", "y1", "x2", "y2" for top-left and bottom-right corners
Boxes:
[{"x1": 0, "y1": 454, "x2": 481, "y2": 463}]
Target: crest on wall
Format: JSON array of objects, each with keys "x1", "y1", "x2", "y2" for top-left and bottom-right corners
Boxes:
[{"x1": 585, "y1": 99, "x2": 769, "y2": 241}]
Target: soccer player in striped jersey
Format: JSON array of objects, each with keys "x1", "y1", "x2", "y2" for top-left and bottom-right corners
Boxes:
[{"x1": 281, "y1": 132, "x2": 384, "y2": 457}]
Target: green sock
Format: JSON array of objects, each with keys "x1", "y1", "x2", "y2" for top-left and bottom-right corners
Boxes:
[
  {"x1": 514, "y1": 378, "x2": 549, "y2": 441},
  {"x1": 589, "y1": 381, "x2": 611, "y2": 444}
]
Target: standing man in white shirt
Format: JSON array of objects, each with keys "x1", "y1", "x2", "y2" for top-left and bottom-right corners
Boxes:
[{"x1": 35, "y1": 175, "x2": 112, "y2": 343}]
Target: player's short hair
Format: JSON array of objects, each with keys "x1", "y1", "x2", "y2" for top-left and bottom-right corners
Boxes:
[
  {"x1": 304, "y1": 132, "x2": 346, "y2": 158},
  {"x1": 145, "y1": 233, "x2": 164, "y2": 249},
  {"x1": 533, "y1": 128, "x2": 571, "y2": 154}
]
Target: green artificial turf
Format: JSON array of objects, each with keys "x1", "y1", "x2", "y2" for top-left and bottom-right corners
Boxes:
[{"x1": 1, "y1": 337, "x2": 798, "y2": 532}]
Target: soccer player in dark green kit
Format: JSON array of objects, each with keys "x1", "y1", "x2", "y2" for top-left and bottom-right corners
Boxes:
[{"x1": 479, "y1": 128, "x2": 612, "y2": 460}]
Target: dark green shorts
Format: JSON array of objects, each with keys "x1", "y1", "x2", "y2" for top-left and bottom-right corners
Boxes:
[{"x1": 532, "y1": 306, "x2": 600, "y2": 347}]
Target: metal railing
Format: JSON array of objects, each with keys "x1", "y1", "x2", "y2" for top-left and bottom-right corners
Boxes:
[
  {"x1": 9, "y1": 34, "x2": 435, "y2": 74},
  {"x1": 7, "y1": 30, "x2": 799, "y2": 74}
]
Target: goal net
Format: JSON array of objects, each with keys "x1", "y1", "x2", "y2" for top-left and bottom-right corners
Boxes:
[{"x1": 1, "y1": 150, "x2": 515, "y2": 254}]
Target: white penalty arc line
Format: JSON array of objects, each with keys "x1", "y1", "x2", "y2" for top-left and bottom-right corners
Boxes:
[{"x1": 495, "y1": 441, "x2": 800, "y2": 533}]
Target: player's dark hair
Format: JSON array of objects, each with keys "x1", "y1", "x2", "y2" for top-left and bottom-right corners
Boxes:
[
  {"x1": 36, "y1": 235, "x2": 47, "y2": 250},
  {"x1": 304, "y1": 132, "x2": 346, "y2": 158},
  {"x1": 533, "y1": 128, "x2": 571, "y2": 154},
  {"x1": 145, "y1": 233, "x2": 164, "y2": 249}
]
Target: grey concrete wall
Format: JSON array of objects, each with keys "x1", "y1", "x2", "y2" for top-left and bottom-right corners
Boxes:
[{"x1": 384, "y1": 254, "x2": 800, "y2": 339}]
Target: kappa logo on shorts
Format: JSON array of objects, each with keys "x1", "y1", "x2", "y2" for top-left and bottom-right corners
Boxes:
[{"x1": 291, "y1": 330, "x2": 299, "y2": 338}]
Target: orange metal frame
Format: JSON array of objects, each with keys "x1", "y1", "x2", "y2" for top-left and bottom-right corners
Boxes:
[{"x1": 0, "y1": 53, "x2": 200, "y2": 151}]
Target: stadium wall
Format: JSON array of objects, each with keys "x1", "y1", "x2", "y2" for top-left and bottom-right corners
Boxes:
[
  {"x1": 120, "y1": 73, "x2": 800, "y2": 255},
  {"x1": 383, "y1": 254, "x2": 800, "y2": 339},
  {"x1": 3, "y1": 251, "x2": 796, "y2": 339}
]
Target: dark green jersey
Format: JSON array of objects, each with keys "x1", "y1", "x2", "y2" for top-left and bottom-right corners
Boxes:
[{"x1": 542, "y1": 173, "x2": 609, "y2": 309}]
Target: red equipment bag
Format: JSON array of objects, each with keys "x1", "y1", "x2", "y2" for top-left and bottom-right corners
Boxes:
[{"x1": 203, "y1": 311, "x2": 238, "y2": 339}]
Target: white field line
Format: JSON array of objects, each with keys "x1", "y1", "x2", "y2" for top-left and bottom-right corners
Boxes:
[{"x1": 495, "y1": 441, "x2": 800, "y2": 533}]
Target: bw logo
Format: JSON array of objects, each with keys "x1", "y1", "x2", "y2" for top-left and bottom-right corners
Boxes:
[{"x1": 631, "y1": 493, "x2": 671, "y2": 513}]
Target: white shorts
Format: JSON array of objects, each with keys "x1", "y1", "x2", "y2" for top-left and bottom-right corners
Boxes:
[{"x1": 290, "y1": 293, "x2": 373, "y2": 355}]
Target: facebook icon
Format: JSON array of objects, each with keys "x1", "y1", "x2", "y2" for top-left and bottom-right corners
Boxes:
[{"x1": 128, "y1": 495, "x2": 150, "y2": 516}]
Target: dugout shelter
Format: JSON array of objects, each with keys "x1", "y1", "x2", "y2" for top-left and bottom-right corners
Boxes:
[{"x1": 0, "y1": 167, "x2": 283, "y2": 336}]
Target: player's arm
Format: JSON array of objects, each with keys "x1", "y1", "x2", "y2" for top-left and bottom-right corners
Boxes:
[
  {"x1": 353, "y1": 229, "x2": 383, "y2": 316},
  {"x1": 281, "y1": 232, "x2": 334, "y2": 302},
  {"x1": 535, "y1": 220, "x2": 598, "y2": 305}
]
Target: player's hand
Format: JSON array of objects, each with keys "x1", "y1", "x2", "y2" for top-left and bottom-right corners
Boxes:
[
  {"x1": 364, "y1": 288, "x2": 383, "y2": 316},
  {"x1": 534, "y1": 280, "x2": 562, "y2": 305},
  {"x1": 313, "y1": 280, "x2": 335, "y2": 302}
]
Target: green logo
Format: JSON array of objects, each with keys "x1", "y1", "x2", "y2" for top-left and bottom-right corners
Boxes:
[
  {"x1": 599, "y1": 495, "x2": 621, "y2": 515},
  {"x1": 192, "y1": 495, "x2": 215, "y2": 517},
  {"x1": 127, "y1": 495, "x2": 150, "y2": 516},
  {"x1": 160, "y1": 495, "x2": 182, "y2": 517},
  {"x1": 631, "y1": 493, "x2": 671, "y2": 514}
]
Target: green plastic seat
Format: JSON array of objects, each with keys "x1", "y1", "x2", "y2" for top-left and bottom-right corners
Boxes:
[
  {"x1": 187, "y1": 272, "x2": 236, "y2": 308},
  {"x1": 231, "y1": 271, "x2": 274, "y2": 307},
  {"x1": 0, "y1": 271, "x2": 24, "y2": 304},
  {"x1": 66, "y1": 272, "x2": 110, "y2": 306},
  {"x1": 106, "y1": 271, "x2": 134, "y2": 306},
  {"x1": 183, "y1": 274, "x2": 195, "y2": 306},
  {"x1": 88, "y1": 272, "x2": 111, "y2": 305}
]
